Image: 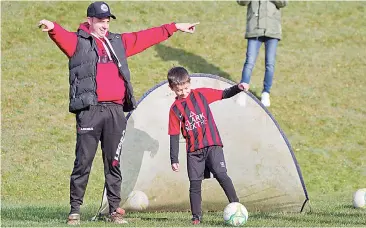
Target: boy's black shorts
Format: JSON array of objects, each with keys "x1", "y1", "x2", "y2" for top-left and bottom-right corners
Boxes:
[{"x1": 187, "y1": 146, "x2": 227, "y2": 181}]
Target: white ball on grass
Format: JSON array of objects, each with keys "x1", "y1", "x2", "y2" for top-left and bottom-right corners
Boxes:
[
  {"x1": 127, "y1": 190, "x2": 149, "y2": 211},
  {"x1": 353, "y1": 188, "x2": 366, "y2": 209}
]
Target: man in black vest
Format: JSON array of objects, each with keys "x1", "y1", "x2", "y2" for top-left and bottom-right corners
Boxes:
[{"x1": 39, "y1": 1, "x2": 199, "y2": 225}]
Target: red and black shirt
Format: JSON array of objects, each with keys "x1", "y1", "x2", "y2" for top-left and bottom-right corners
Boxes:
[
  {"x1": 169, "y1": 88, "x2": 225, "y2": 152},
  {"x1": 168, "y1": 84, "x2": 242, "y2": 164}
]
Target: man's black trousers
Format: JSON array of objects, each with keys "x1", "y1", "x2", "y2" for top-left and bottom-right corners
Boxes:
[{"x1": 70, "y1": 103, "x2": 126, "y2": 214}]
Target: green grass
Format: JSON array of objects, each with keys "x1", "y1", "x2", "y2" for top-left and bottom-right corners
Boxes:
[
  {"x1": 1, "y1": 1, "x2": 366, "y2": 226},
  {"x1": 1, "y1": 194, "x2": 365, "y2": 227}
]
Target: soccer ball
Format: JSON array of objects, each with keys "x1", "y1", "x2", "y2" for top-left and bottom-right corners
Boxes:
[
  {"x1": 223, "y1": 202, "x2": 248, "y2": 226},
  {"x1": 353, "y1": 188, "x2": 366, "y2": 209},
  {"x1": 127, "y1": 190, "x2": 149, "y2": 210}
]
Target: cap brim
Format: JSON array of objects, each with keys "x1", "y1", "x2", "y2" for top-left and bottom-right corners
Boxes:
[{"x1": 94, "y1": 12, "x2": 116, "y2": 19}]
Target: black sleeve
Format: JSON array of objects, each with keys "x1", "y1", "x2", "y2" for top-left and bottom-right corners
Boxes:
[
  {"x1": 170, "y1": 134, "x2": 180, "y2": 164},
  {"x1": 222, "y1": 84, "x2": 242, "y2": 99}
]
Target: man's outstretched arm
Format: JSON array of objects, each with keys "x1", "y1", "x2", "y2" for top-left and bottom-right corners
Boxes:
[
  {"x1": 39, "y1": 19, "x2": 77, "y2": 58},
  {"x1": 122, "y1": 22, "x2": 199, "y2": 57}
]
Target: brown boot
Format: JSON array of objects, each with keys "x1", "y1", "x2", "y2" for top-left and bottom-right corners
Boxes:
[
  {"x1": 109, "y1": 208, "x2": 128, "y2": 224},
  {"x1": 66, "y1": 213, "x2": 80, "y2": 226}
]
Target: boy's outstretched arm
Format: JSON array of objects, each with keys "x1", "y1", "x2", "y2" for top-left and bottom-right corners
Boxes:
[
  {"x1": 198, "y1": 83, "x2": 247, "y2": 104},
  {"x1": 222, "y1": 84, "x2": 245, "y2": 99}
]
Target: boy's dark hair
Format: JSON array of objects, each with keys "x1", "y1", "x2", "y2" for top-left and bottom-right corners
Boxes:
[{"x1": 167, "y1": 66, "x2": 191, "y2": 88}]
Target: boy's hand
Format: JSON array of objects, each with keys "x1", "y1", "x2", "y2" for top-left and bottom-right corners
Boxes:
[
  {"x1": 175, "y1": 22, "x2": 200, "y2": 34},
  {"x1": 38, "y1": 19, "x2": 54, "y2": 32},
  {"x1": 239, "y1": 82, "x2": 249, "y2": 92},
  {"x1": 171, "y1": 163, "x2": 180, "y2": 172}
]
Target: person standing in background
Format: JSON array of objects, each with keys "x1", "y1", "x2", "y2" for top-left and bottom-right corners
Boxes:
[{"x1": 237, "y1": 0, "x2": 287, "y2": 107}]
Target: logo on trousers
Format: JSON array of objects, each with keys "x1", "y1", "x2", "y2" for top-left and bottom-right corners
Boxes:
[
  {"x1": 112, "y1": 130, "x2": 126, "y2": 166},
  {"x1": 78, "y1": 127, "x2": 94, "y2": 132},
  {"x1": 220, "y1": 162, "x2": 225, "y2": 168}
]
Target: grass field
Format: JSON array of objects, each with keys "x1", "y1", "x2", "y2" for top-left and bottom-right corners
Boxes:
[
  {"x1": 1, "y1": 1, "x2": 366, "y2": 227},
  {"x1": 1, "y1": 193, "x2": 365, "y2": 227}
]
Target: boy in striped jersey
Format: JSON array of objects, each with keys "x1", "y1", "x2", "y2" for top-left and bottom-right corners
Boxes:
[{"x1": 167, "y1": 67, "x2": 247, "y2": 225}]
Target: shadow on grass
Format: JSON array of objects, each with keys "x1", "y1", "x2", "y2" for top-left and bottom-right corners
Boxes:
[
  {"x1": 154, "y1": 44, "x2": 265, "y2": 102},
  {"x1": 154, "y1": 44, "x2": 233, "y2": 81}
]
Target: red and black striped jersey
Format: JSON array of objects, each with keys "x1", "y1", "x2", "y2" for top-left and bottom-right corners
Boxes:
[{"x1": 168, "y1": 88, "x2": 224, "y2": 152}]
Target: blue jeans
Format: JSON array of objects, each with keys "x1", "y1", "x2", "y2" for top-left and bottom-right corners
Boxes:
[{"x1": 240, "y1": 37, "x2": 279, "y2": 94}]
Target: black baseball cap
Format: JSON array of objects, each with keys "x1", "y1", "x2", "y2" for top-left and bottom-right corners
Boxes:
[{"x1": 87, "y1": 1, "x2": 116, "y2": 19}]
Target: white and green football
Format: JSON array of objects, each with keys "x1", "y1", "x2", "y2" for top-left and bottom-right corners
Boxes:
[{"x1": 223, "y1": 202, "x2": 248, "y2": 226}]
